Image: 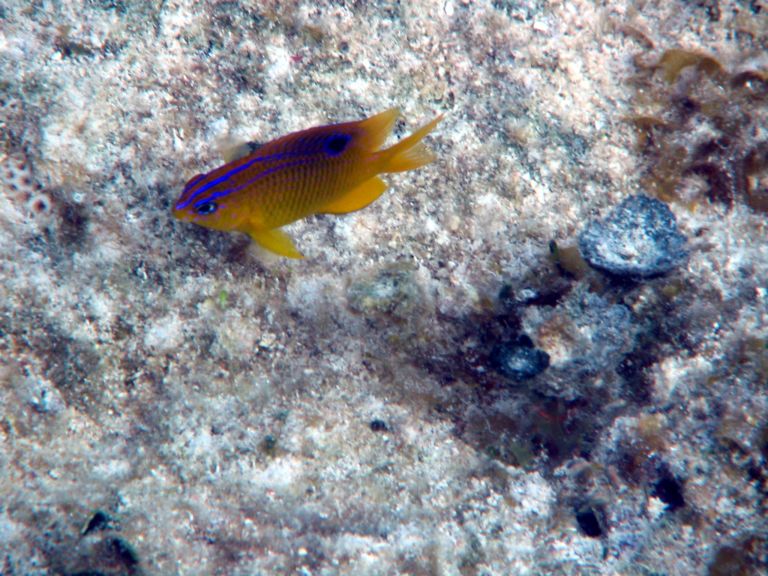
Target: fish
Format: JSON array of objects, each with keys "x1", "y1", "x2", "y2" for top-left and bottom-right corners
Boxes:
[{"x1": 172, "y1": 108, "x2": 442, "y2": 258}]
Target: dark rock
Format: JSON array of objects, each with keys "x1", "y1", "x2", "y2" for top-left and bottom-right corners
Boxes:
[
  {"x1": 58, "y1": 200, "x2": 90, "y2": 248},
  {"x1": 578, "y1": 195, "x2": 688, "y2": 278},
  {"x1": 491, "y1": 335, "x2": 550, "y2": 381},
  {"x1": 82, "y1": 511, "x2": 113, "y2": 536},
  {"x1": 574, "y1": 505, "x2": 603, "y2": 538},
  {"x1": 653, "y1": 471, "x2": 686, "y2": 511},
  {"x1": 106, "y1": 537, "x2": 139, "y2": 569}
]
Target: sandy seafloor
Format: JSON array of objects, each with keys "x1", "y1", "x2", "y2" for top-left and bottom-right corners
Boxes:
[{"x1": 1, "y1": 0, "x2": 767, "y2": 574}]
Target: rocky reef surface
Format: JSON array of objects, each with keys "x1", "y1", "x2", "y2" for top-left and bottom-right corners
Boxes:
[{"x1": 1, "y1": 1, "x2": 766, "y2": 574}]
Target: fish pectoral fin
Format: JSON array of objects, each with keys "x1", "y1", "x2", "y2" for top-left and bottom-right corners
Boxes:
[
  {"x1": 246, "y1": 226, "x2": 304, "y2": 259},
  {"x1": 321, "y1": 177, "x2": 388, "y2": 215}
]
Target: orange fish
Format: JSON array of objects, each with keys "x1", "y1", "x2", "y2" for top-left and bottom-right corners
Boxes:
[{"x1": 173, "y1": 108, "x2": 442, "y2": 258}]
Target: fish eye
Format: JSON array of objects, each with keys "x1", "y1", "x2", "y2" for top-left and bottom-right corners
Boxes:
[
  {"x1": 323, "y1": 133, "x2": 351, "y2": 156},
  {"x1": 196, "y1": 201, "x2": 218, "y2": 215}
]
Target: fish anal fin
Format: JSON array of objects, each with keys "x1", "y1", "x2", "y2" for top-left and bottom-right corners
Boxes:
[
  {"x1": 244, "y1": 225, "x2": 304, "y2": 259},
  {"x1": 321, "y1": 177, "x2": 388, "y2": 215}
]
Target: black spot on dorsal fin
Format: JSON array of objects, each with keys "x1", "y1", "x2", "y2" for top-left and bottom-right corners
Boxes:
[{"x1": 323, "y1": 133, "x2": 351, "y2": 156}]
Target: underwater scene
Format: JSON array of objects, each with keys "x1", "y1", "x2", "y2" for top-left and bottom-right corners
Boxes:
[{"x1": 1, "y1": 0, "x2": 766, "y2": 574}]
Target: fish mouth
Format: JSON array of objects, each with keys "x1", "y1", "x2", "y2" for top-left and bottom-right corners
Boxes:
[{"x1": 172, "y1": 207, "x2": 193, "y2": 222}]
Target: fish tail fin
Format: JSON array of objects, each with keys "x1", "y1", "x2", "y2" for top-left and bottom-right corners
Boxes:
[
  {"x1": 357, "y1": 108, "x2": 400, "y2": 150},
  {"x1": 379, "y1": 113, "x2": 443, "y2": 173}
]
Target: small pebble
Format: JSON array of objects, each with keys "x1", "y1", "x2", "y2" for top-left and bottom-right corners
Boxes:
[
  {"x1": 82, "y1": 510, "x2": 113, "y2": 536},
  {"x1": 578, "y1": 195, "x2": 688, "y2": 278},
  {"x1": 369, "y1": 419, "x2": 389, "y2": 432}
]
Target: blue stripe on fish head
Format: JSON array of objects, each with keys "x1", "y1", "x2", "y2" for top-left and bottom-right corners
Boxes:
[
  {"x1": 175, "y1": 173, "x2": 207, "y2": 210},
  {"x1": 185, "y1": 173, "x2": 206, "y2": 191},
  {"x1": 176, "y1": 156, "x2": 263, "y2": 210}
]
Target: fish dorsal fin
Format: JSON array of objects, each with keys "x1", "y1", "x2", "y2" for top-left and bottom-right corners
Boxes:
[
  {"x1": 222, "y1": 140, "x2": 263, "y2": 163},
  {"x1": 356, "y1": 108, "x2": 400, "y2": 151},
  {"x1": 321, "y1": 176, "x2": 388, "y2": 215}
]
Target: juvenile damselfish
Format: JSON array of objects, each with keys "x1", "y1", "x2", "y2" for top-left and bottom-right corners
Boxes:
[{"x1": 173, "y1": 109, "x2": 442, "y2": 258}]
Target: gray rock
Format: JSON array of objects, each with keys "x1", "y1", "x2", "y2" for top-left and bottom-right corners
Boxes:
[{"x1": 578, "y1": 195, "x2": 688, "y2": 278}]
